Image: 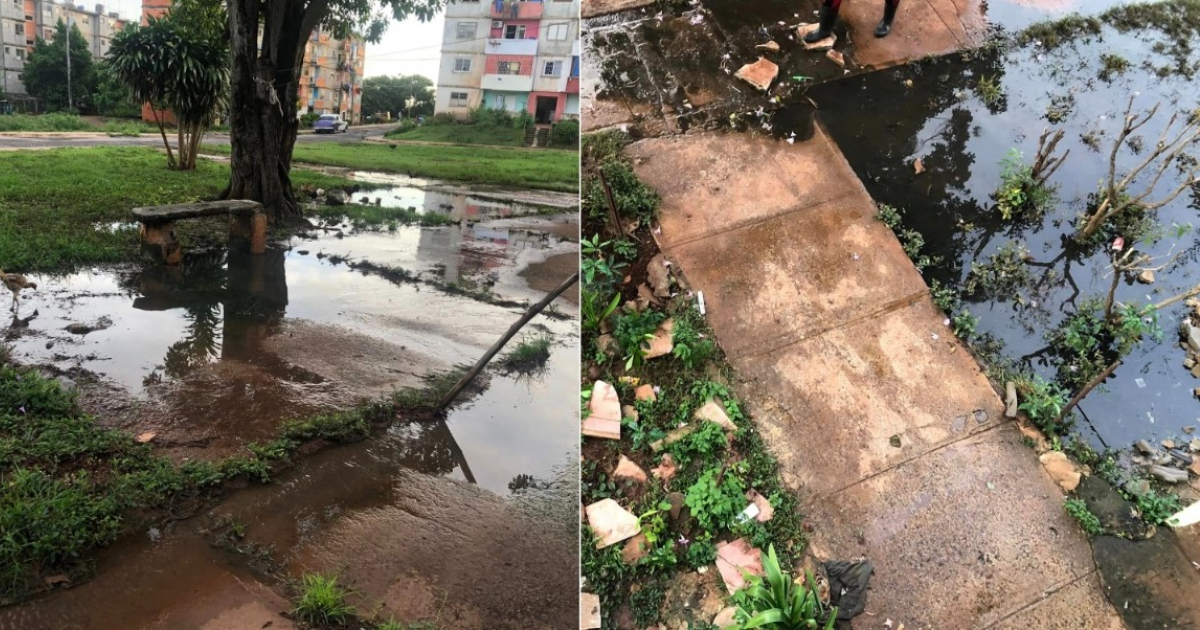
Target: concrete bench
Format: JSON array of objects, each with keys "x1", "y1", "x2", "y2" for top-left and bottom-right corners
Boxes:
[{"x1": 132, "y1": 200, "x2": 267, "y2": 265}]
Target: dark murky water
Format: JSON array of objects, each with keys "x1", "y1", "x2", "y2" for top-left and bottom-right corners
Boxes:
[
  {"x1": 0, "y1": 201, "x2": 579, "y2": 627},
  {"x1": 802, "y1": 13, "x2": 1200, "y2": 448}
]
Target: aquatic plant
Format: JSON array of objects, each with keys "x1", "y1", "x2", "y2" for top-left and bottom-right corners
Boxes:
[{"x1": 293, "y1": 573, "x2": 356, "y2": 626}]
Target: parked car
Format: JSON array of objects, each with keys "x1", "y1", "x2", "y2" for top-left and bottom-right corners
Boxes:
[{"x1": 313, "y1": 114, "x2": 348, "y2": 134}]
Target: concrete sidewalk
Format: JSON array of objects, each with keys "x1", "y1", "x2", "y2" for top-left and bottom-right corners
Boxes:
[{"x1": 630, "y1": 129, "x2": 1125, "y2": 629}]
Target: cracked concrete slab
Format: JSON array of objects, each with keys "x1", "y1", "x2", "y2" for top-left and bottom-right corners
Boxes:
[{"x1": 987, "y1": 572, "x2": 1124, "y2": 630}]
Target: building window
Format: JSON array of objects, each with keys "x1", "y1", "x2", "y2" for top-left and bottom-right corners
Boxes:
[
  {"x1": 546, "y1": 23, "x2": 568, "y2": 40},
  {"x1": 450, "y1": 92, "x2": 469, "y2": 107},
  {"x1": 14, "y1": 23, "x2": 23, "y2": 36},
  {"x1": 455, "y1": 21, "x2": 476, "y2": 40},
  {"x1": 495, "y1": 94, "x2": 510, "y2": 110},
  {"x1": 503, "y1": 24, "x2": 526, "y2": 39},
  {"x1": 44, "y1": 28, "x2": 52, "y2": 39},
  {"x1": 497, "y1": 61, "x2": 521, "y2": 75},
  {"x1": 15, "y1": 48, "x2": 23, "y2": 60},
  {"x1": 542, "y1": 60, "x2": 562, "y2": 77},
  {"x1": 453, "y1": 57, "x2": 471, "y2": 72}
]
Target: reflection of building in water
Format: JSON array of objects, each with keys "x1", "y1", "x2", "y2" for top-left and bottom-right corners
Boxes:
[{"x1": 416, "y1": 225, "x2": 464, "y2": 283}]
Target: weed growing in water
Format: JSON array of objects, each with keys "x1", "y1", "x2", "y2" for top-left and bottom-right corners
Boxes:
[
  {"x1": 1065, "y1": 498, "x2": 1104, "y2": 536},
  {"x1": 293, "y1": 573, "x2": 356, "y2": 626},
  {"x1": 1017, "y1": 374, "x2": 1072, "y2": 435},
  {"x1": 993, "y1": 149, "x2": 1058, "y2": 221},
  {"x1": 1137, "y1": 490, "x2": 1183, "y2": 525},
  {"x1": 963, "y1": 243, "x2": 1032, "y2": 300},
  {"x1": 975, "y1": 75, "x2": 1002, "y2": 106},
  {"x1": 498, "y1": 334, "x2": 552, "y2": 373}
]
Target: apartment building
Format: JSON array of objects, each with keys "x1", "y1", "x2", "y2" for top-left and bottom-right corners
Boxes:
[
  {"x1": 141, "y1": 0, "x2": 365, "y2": 124},
  {"x1": 0, "y1": 0, "x2": 125, "y2": 96},
  {"x1": 435, "y1": 0, "x2": 580, "y2": 124},
  {"x1": 297, "y1": 27, "x2": 366, "y2": 123}
]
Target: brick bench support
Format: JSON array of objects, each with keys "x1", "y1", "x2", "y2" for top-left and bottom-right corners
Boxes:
[{"x1": 132, "y1": 200, "x2": 267, "y2": 265}]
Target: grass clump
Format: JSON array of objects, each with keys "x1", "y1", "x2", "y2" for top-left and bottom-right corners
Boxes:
[
  {"x1": 0, "y1": 113, "x2": 96, "y2": 132},
  {"x1": 1016, "y1": 14, "x2": 1102, "y2": 49},
  {"x1": 310, "y1": 204, "x2": 455, "y2": 231},
  {"x1": 1064, "y1": 498, "x2": 1104, "y2": 536},
  {"x1": 962, "y1": 242, "x2": 1031, "y2": 300},
  {"x1": 385, "y1": 122, "x2": 525, "y2": 147},
  {"x1": 993, "y1": 150, "x2": 1057, "y2": 221},
  {"x1": 203, "y1": 141, "x2": 579, "y2": 192},
  {"x1": 498, "y1": 335, "x2": 553, "y2": 373},
  {"x1": 727, "y1": 545, "x2": 837, "y2": 630},
  {"x1": 293, "y1": 573, "x2": 356, "y2": 626}
]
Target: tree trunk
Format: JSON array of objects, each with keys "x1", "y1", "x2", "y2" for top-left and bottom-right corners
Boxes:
[{"x1": 224, "y1": 0, "x2": 307, "y2": 223}]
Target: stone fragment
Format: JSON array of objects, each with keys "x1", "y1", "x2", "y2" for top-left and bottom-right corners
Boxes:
[
  {"x1": 136, "y1": 431, "x2": 157, "y2": 444},
  {"x1": 913, "y1": 158, "x2": 925, "y2": 175},
  {"x1": 647, "y1": 254, "x2": 672, "y2": 298},
  {"x1": 581, "y1": 592, "x2": 602, "y2": 629},
  {"x1": 1004, "y1": 381, "x2": 1018, "y2": 418},
  {"x1": 652, "y1": 454, "x2": 678, "y2": 485},
  {"x1": 1039, "y1": 451, "x2": 1081, "y2": 491},
  {"x1": 1135, "y1": 440, "x2": 1155, "y2": 455},
  {"x1": 713, "y1": 607, "x2": 738, "y2": 628},
  {"x1": 622, "y1": 404, "x2": 639, "y2": 421},
  {"x1": 635, "y1": 384, "x2": 657, "y2": 402},
  {"x1": 1137, "y1": 270, "x2": 1155, "y2": 284},
  {"x1": 622, "y1": 532, "x2": 650, "y2": 563},
  {"x1": 734, "y1": 58, "x2": 779, "y2": 91},
  {"x1": 1148, "y1": 464, "x2": 1188, "y2": 484},
  {"x1": 694, "y1": 398, "x2": 737, "y2": 432},
  {"x1": 614, "y1": 455, "x2": 648, "y2": 483},
  {"x1": 644, "y1": 319, "x2": 675, "y2": 359},
  {"x1": 585, "y1": 499, "x2": 640, "y2": 548},
  {"x1": 650, "y1": 424, "x2": 698, "y2": 451},
  {"x1": 583, "y1": 380, "x2": 622, "y2": 440},
  {"x1": 825, "y1": 48, "x2": 845, "y2": 67},
  {"x1": 715, "y1": 538, "x2": 764, "y2": 593},
  {"x1": 756, "y1": 41, "x2": 781, "y2": 53},
  {"x1": 746, "y1": 489, "x2": 774, "y2": 522}
]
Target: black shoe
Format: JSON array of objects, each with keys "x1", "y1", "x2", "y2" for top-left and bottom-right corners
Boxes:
[
  {"x1": 804, "y1": 5, "x2": 838, "y2": 43},
  {"x1": 874, "y1": 2, "x2": 898, "y2": 37}
]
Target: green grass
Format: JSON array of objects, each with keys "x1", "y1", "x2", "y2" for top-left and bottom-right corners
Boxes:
[
  {"x1": 311, "y1": 204, "x2": 455, "y2": 231},
  {"x1": 0, "y1": 113, "x2": 97, "y2": 132},
  {"x1": 386, "y1": 123, "x2": 526, "y2": 147},
  {"x1": 203, "y1": 141, "x2": 579, "y2": 192},
  {"x1": 0, "y1": 147, "x2": 357, "y2": 272},
  {"x1": 498, "y1": 335, "x2": 552, "y2": 372},
  {"x1": 293, "y1": 573, "x2": 356, "y2": 626}
]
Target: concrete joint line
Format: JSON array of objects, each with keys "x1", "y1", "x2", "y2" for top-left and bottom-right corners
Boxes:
[
  {"x1": 977, "y1": 570, "x2": 1112, "y2": 630},
  {"x1": 924, "y1": 0, "x2": 965, "y2": 46},
  {"x1": 819, "y1": 419, "x2": 1013, "y2": 500},
  {"x1": 725, "y1": 288, "x2": 930, "y2": 363},
  {"x1": 661, "y1": 189, "x2": 862, "y2": 251}
]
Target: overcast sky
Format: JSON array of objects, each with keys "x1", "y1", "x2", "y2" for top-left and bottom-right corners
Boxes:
[{"x1": 104, "y1": 0, "x2": 445, "y2": 83}]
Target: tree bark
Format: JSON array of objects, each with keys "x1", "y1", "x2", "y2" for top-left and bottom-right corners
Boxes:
[{"x1": 224, "y1": 0, "x2": 309, "y2": 222}]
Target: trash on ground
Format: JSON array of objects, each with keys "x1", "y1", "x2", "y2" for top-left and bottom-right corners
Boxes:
[
  {"x1": 581, "y1": 592, "x2": 602, "y2": 629},
  {"x1": 825, "y1": 559, "x2": 873, "y2": 620},
  {"x1": 796, "y1": 23, "x2": 836, "y2": 50},
  {"x1": 650, "y1": 423, "x2": 699, "y2": 451},
  {"x1": 746, "y1": 489, "x2": 774, "y2": 522},
  {"x1": 825, "y1": 49, "x2": 845, "y2": 67},
  {"x1": 586, "y1": 499, "x2": 641, "y2": 548},
  {"x1": 1167, "y1": 499, "x2": 1200, "y2": 528},
  {"x1": 756, "y1": 41, "x2": 781, "y2": 53},
  {"x1": 694, "y1": 398, "x2": 737, "y2": 432},
  {"x1": 735, "y1": 58, "x2": 779, "y2": 91}
]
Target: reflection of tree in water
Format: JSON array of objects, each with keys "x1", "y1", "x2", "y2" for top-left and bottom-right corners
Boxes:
[
  {"x1": 389, "y1": 421, "x2": 462, "y2": 477},
  {"x1": 508, "y1": 473, "x2": 551, "y2": 494},
  {"x1": 161, "y1": 302, "x2": 221, "y2": 379}
]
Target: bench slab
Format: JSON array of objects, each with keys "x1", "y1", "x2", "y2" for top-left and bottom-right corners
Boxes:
[{"x1": 133, "y1": 200, "x2": 263, "y2": 223}]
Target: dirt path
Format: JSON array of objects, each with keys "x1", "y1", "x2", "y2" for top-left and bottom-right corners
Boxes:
[{"x1": 629, "y1": 129, "x2": 1126, "y2": 629}]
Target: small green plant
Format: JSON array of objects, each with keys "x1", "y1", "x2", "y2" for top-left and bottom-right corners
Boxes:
[
  {"x1": 963, "y1": 243, "x2": 1032, "y2": 299},
  {"x1": 1065, "y1": 498, "x2": 1103, "y2": 536},
  {"x1": 582, "y1": 289, "x2": 621, "y2": 334},
  {"x1": 976, "y1": 74, "x2": 1002, "y2": 106},
  {"x1": 875, "y1": 203, "x2": 903, "y2": 229},
  {"x1": 293, "y1": 573, "x2": 356, "y2": 626},
  {"x1": 993, "y1": 149, "x2": 1057, "y2": 220},
  {"x1": 581, "y1": 234, "x2": 627, "y2": 291},
  {"x1": 1099, "y1": 53, "x2": 1131, "y2": 80},
  {"x1": 672, "y1": 311, "x2": 715, "y2": 371},
  {"x1": 613, "y1": 309, "x2": 666, "y2": 369},
  {"x1": 685, "y1": 466, "x2": 747, "y2": 532},
  {"x1": 929, "y1": 279, "x2": 960, "y2": 313},
  {"x1": 728, "y1": 545, "x2": 837, "y2": 630},
  {"x1": 585, "y1": 160, "x2": 661, "y2": 227},
  {"x1": 498, "y1": 334, "x2": 552, "y2": 372},
  {"x1": 952, "y1": 310, "x2": 979, "y2": 339},
  {"x1": 1136, "y1": 490, "x2": 1183, "y2": 525},
  {"x1": 1017, "y1": 375, "x2": 1071, "y2": 434}
]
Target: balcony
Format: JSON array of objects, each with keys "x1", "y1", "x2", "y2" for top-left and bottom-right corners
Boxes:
[
  {"x1": 565, "y1": 77, "x2": 579, "y2": 94},
  {"x1": 484, "y1": 38, "x2": 538, "y2": 56},
  {"x1": 481, "y1": 73, "x2": 533, "y2": 92},
  {"x1": 489, "y1": 1, "x2": 542, "y2": 20}
]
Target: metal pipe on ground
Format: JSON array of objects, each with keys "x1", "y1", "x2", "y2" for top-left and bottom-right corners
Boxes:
[{"x1": 435, "y1": 272, "x2": 579, "y2": 414}]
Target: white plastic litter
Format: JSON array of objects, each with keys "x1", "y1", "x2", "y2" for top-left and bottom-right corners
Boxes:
[
  {"x1": 736, "y1": 502, "x2": 761, "y2": 523},
  {"x1": 1135, "y1": 378, "x2": 1146, "y2": 388},
  {"x1": 1167, "y1": 499, "x2": 1200, "y2": 528},
  {"x1": 697, "y1": 291, "x2": 706, "y2": 315}
]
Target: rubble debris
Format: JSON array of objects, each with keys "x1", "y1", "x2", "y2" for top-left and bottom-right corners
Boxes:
[
  {"x1": 635, "y1": 384, "x2": 657, "y2": 401},
  {"x1": 652, "y1": 453, "x2": 678, "y2": 485},
  {"x1": 746, "y1": 489, "x2": 774, "y2": 522},
  {"x1": 756, "y1": 41, "x2": 781, "y2": 53},
  {"x1": 585, "y1": 499, "x2": 641, "y2": 548},
  {"x1": 1039, "y1": 451, "x2": 1081, "y2": 491},
  {"x1": 825, "y1": 48, "x2": 845, "y2": 67},
  {"x1": 734, "y1": 58, "x2": 779, "y2": 91},
  {"x1": 647, "y1": 254, "x2": 672, "y2": 298},
  {"x1": 614, "y1": 455, "x2": 649, "y2": 483},
  {"x1": 1018, "y1": 422, "x2": 1050, "y2": 452},
  {"x1": 622, "y1": 532, "x2": 650, "y2": 563},
  {"x1": 1135, "y1": 440, "x2": 1155, "y2": 455},
  {"x1": 644, "y1": 319, "x2": 675, "y2": 359},
  {"x1": 581, "y1": 592, "x2": 602, "y2": 629},
  {"x1": 1147, "y1": 464, "x2": 1188, "y2": 484},
  {"x1": 583, "y1": 380, "x2": 622, "y2": 440},
  {"x1": 912, "y1": 158, "x2": 925, "y2": 175},
  {"x1": 715, "y1": 538, "x2": 764, "y2": 593},
  {"x1": 650, "y1": 423, "x2": 699, "y2": 451},
  {"x1": 135, "y1": 431, "x2": 157, "y2": 444},
  {"x1": 694, "y1": 398, "x2": 737, "y2": 432},
  {"x1": 1137, "y1": 270, "x2": 1155, "y2": 284},
  {"x1": 622, "y1": 404, "x2": 638, "y2": 421},
  {"x1": 713, "y1": 606, "x2": 739, "y2": 628},
  {"x1": 1004, "y1": 381, "x2": 1018, "y2": 418}
]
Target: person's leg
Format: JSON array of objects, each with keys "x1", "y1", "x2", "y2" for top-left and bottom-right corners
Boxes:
[
  {"x1": 803, "y1": 0, "x2": 842, "y2": 43},
  {"x1": 874, "y1": 0, "x2": 899, "y2": 37}
]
